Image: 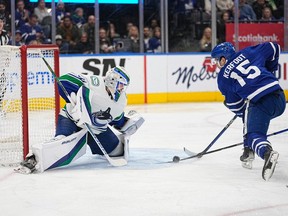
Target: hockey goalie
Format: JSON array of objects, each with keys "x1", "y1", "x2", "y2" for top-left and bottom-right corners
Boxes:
[{"x1": 15, "y1": 66, "x2": 144, "y2": 174}]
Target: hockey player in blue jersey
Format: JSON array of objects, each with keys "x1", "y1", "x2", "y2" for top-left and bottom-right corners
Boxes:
[
  {"x1": 15, "y1": 66, "x2": 144, "y2": 174},
  {"x1": 211, "y1": 42, "x2": 286, "y2": 181}
]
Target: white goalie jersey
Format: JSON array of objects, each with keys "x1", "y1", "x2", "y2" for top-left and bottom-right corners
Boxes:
[{"x1": 61, "y1": 73, "x2": 128, "y2": 133}]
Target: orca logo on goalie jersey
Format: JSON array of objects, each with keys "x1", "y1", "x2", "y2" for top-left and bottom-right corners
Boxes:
[
  {"x1": 91, "y1": 108, "x2": 113, "y2": 126},
  {"x1": 90, "y1": 76, "x2": 100, "y2": 86}
]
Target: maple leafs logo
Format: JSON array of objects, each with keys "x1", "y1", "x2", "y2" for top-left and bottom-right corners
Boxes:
[{"x1": 203, "y1": 57, "x2": 217, "y2": 73}]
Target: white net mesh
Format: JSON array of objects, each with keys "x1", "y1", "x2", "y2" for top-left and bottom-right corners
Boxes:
[{"x1": 0, "y1": 45, "x2": 58, "y2": 166}]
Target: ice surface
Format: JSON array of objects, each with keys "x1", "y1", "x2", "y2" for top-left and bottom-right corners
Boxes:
[{"x1": 0, "y1": 102, "x2": 288, "y2": 216}]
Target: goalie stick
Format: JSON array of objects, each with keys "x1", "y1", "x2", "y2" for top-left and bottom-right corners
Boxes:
[
  {"x1": 171, "y1": 127, "x2": 288, "y2": 163},
  {"x1": 39, "y1": 50, "x2": 127, "y2": 167}
]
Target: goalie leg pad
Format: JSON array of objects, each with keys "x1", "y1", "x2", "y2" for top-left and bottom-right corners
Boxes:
[
  {"x1": 123, "y1": 135, "x2": 130, "y2": 161},
  {"x1": 31, "y1": 129, "x2": 88, "y2": 172},
  {"x1": 120, "y1": 110, "x2": 145, "y2": 136},
  {"x1": 109, "y1": 134, "x2": 130, "y2": 161}
]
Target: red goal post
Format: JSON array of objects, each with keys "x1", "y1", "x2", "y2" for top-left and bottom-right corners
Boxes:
[{"x1": 0, "y1": 45, "x2": 60, "y2": 166}]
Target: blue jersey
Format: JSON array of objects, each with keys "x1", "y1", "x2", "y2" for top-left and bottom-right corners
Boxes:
[
  {"x1": 217, "y1": 42, "x2": 281, "y2": 116},
  {"x1": 20, "y1": 22, "x2": 43, "y2": 44}
]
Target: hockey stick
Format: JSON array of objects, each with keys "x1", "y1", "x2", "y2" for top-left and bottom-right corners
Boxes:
[
  {"x1": 172, "y1": 114, "x2": 237, "y2": 162},
  {"x1": 39, "y1": 50, "x2": 127, "y2": 167},
  {"x1": 197, "y1": 114, "x2": 238, "y2": 158},
  {"x1": 172, "y1": 127, "x2": 288, "y2": 163}
]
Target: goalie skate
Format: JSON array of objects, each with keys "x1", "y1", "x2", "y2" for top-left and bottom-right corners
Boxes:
[
  {"x1": 14, "y1": 155, "x2": 37, "y2": 174},
  {"x1": 14, "y1": 165, "x2": 34, "y2": 174},
  {"x1": 262, "y1": 150, "x2": 279, "y2": 181}
]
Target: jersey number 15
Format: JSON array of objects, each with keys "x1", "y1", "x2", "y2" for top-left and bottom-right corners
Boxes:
[{"x1": 230, "y1": 59, "x2": 261, "y2": 87}]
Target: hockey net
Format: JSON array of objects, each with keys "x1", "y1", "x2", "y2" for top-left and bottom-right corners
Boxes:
[{"x1": 0, "y1": 45, "x2": 60, "y2": 166}]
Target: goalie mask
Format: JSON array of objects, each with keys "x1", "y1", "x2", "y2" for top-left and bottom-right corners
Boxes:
[{"x1": 104, "y1": 66, "x2": 130, "y2": 102}]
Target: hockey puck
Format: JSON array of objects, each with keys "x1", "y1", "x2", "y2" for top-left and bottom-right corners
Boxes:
[{"x1": 173, "y1": 156, "x2": 180, "y2": 163}]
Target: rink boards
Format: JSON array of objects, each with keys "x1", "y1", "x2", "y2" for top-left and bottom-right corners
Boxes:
[{"x1": 56, "y1": 53, "x2": 288, "y2": 105}]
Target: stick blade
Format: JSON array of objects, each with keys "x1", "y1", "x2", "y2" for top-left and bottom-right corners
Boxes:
[
  {"x1": 107, "y1": 157, "x2": 128, "y2": 167},
  {"x1": 183, "y1": 147, "x2": 197, "y2": 156}
]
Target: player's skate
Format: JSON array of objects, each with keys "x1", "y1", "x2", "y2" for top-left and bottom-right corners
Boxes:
[
  {"x1": 14, "y1": 154, "x2": 37, "y2": 174},
  {"x1": 262, "y1": 148, "x2": 279, "y2": 181},
  {"x1": 240, "y1": 147, "x2": 255, "y2": 169}
]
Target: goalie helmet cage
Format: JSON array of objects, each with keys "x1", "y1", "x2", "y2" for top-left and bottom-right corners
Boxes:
[{"x1": 0, "y1": 45, "x2": 60, "y2": 166}]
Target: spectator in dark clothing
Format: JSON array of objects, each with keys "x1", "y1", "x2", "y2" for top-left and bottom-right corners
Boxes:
[
  {"x1": 150, "y1": 19, "x2": 159, "y2": 31},
  {"x1": 74, "y1": 32, "x2": 94, "y2": 54},
  {"x1": 272, "y1": 0, "x2": 283, "y2": 20},
  {"x1": 8, "y1": 30, "x2": 23, "y2": 46},
  {"x1": 56, "y1": 15, "x2": 81, "y2": 53},
  {"x1": 99, "y1": 27, "x2": 113, "y2": 53},
  {"x1": 81, "y1": 15, "x2": 95, "y2": 48},
  {"x1": 0, "y1": 1, "x2": 10, "y2": 32},
  {"x1": 236, "y1": 0, "x2": 257, "y2": 21},
  {"x1": 55, "y1": 34, "x2": 69, "y2": 54},
  {"x1": 217, "y1": 10, "x2": 232, "y2": 43},
  {"x1": 252, "y1": 0, "x2": 273, "y2": 20},
  {"x1": 56, "y1": 0, "x2": 66, "y2": 25},
  {"x1": 72, "y1": 7, "x2": 85, "y2": 29},
  {"x1": 147, "y1": 27, "x2": 161, "y2": 53},
  {"x1": 128, "y1": 25, "x2": 140, "y2": 53},
  {"x1": 143, "y1": 26, "x2": 151, "y2": 52},
  {"x1": 260, "y1": 6, "x2": 276, "y2": 22},
  {"x1": 15, "y1": 0, "x2": 30, "y2": 29},
  {"x1": 20, "y1": 14, "x2": 43, "y2": 45},
  {"x1": 107, "y1": 22, "x2": 120, "y2": 44}
]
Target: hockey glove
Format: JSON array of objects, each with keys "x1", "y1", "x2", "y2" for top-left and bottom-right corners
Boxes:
[
  {"x1": 118, "y1": 110, "x2": 145, "y2": 136},
  {"x1": 223, "y1": 100, "x2": 244, "y2": 118},
  {"x1": 65, "y1": 88, "x2": 92, "y2": 128},
  {"x1": 65, "y1": 92, "x2": 80, "y2": 122}
]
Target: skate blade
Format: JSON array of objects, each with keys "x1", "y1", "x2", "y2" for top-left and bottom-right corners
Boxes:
[
  {"x1": 14, "y1": 166, "x2": 32, "y2": 174},
  {"x1": 263, "y1": 152, "x2": 279, "y2": 181},
  {"x1": 242, "y1": 160, "x2": 253, "y2": 169}
]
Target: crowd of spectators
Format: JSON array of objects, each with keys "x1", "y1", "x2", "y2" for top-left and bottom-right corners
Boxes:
[
  {"x1": 0, "y1": 0, "x2": 163, "y2": 54},
  {"x1": 170, "y1": 0, "x2": 284, "y2": 52},
  {"x1": 0, "y1": 0, "x2": 285, "y2": 53},
  {"x1": 172, "y1": 0, "x2": 283, "y2": 24}
]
